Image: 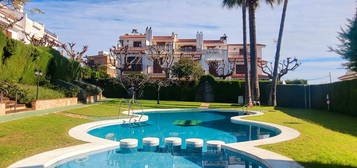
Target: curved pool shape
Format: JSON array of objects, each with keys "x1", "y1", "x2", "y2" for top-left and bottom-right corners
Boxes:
[
  {"x1": 89, "y1": 110, "x2": 278, "y2": 148},
  {"x1": 55, "y1": 110, "x2": 279, "y2": 168}
]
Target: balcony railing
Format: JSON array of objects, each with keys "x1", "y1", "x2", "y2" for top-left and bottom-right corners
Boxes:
[{"x1": 45, "y1": 29, "x2": 57, "y2": 38}]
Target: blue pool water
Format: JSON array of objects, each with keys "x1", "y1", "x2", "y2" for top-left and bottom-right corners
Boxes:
[
  {"x1": 56, "y1": 110, "x2": 277, "y2": 168},
  {"x1": 56, "y1": 148, "x2": 268, "y2": 168},
  {"x1": 89, "y1": 110, "x2": 277, "y2": 148}
]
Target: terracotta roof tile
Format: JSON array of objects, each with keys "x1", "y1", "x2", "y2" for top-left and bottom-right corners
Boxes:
[
  {"x1": 204, "y1": 40, "x2": 224, "y2": 44},
  {"x1": 153, "y1": 36, "x2": 172, "y2": 40},
  {"x1": 177, "y1": 39, "x2": 196, "y2": 42},
  {"x1": 120, "y1": 35, "x2": 146, "y2": 38}
]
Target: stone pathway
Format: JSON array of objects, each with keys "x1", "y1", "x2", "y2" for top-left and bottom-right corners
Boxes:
[{"x1": 199, "y1": 103, "x2": 210, "y2": 109}]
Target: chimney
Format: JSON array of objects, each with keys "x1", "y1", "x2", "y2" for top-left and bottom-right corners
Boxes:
[
  {"x1": 196, "y1": 31, "x2": 203, "y2": 51},
  {"x1": 145, "y1": 27, "x2": 153, "y2": 45},
  {"x1": 220, "y1": 34, "x2": 227, "y2": 43}
]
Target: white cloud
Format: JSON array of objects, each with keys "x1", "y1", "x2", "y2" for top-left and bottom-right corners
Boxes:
[{"x1": 26, "y1": 0, "x2": 355, "y2": 83}]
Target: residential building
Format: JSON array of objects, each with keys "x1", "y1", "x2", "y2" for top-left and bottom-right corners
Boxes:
[
  {"x1": 0, "y1": 4, "x2": 60, "y2": 47},
  {"x1": 339, "y1": 70, "x2": 357, "y2": 81},
  {"x1": 87, "y1": 51, "x2": 117, "y2": 78},
  {"x1": 94, "y1": 28, "x2": 268, "y2": 80}
]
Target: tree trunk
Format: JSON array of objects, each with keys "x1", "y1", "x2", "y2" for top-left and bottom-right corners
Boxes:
[
  {"x1": 157, "y1": 86, "x2": 161, "y2": 104},
  {"x1": 269, "y1": 0, "x2": 288, "y2": 106},
  {"x1": 242, "y1": 0, "x2": 253, "y2": 106},
  {"x1": 248, "y1": 2, "x2": 260, "y2": 102}
]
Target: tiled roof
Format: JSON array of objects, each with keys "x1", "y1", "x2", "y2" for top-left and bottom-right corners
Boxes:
[
  {"x1": 153, "y1": 36, "x2": 172, "y2": 40},
  {"x1": 204, "y1": 40, "x2": 224, "y2": 44},
  {"x1": 120, "y1": 35, "x2": 146, "y2": 38},
  {"x1": 177, "y1": 39, "x2": 196, "y2": 42},
  {"x1": 338, "y1": 71, "x2": 357, "y2": 81}
]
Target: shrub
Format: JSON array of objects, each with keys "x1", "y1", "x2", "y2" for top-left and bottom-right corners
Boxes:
[
  {"x1": 72, "y1": 80, "x2": 102, "y2": 96},
  {"x1": 171, "y1": 59, "x2": 204, "y2": 80},
  {"x1": 0, "y1": 32, "x2": 81, "y2": 85},
  {"x1": 54, "y1": 80, "x2": 83, "y2": 100},
  {"x1": 17, "y1": 84, "x2": 66, "y2": 101}
]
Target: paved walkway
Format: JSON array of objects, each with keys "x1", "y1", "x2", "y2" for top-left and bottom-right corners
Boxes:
[{"x1": 0, "y1": 100, "x2": 108, "y2": 123}]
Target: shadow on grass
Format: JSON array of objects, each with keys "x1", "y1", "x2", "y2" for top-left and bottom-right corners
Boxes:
[
  {"x1": 277, "y1": 107, "x2": 357, "y2": 137},
  {"x1": 300, "y1": 161, "x2": 356, "y2": 168}
]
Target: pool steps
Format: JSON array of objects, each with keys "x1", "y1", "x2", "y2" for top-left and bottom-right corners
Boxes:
[{"x1": 118, "y1": 137, "x2": 226, "y2": 153}]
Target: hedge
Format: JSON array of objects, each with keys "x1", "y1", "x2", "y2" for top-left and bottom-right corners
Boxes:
[
  {"x1": 0, "y1": 32, "x2": 80, "y2": 85},
  {"x1": 86, "y1": 76, "x2": 271, "y2": 103},
  {"x1": 275, "y1": 79, "x2": 357, "y2": 116}
]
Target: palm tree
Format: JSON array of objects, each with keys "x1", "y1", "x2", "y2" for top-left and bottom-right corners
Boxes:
[
  {"x1": 269, "y1": 0, "x2": 288, "y2": 106},
  {"x1": 223, "y1": 0, "x2": 282, "y2": 103},
  {"x1": 223, "y1": 0, "x2": 253, "y2": 106}
]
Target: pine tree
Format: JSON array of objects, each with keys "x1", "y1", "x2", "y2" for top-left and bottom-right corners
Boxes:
[{"x1": 330, "y1": 13, "x2": 357, "y2": 72}]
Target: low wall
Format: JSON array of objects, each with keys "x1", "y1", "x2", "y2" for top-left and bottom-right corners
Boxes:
[
  {"x1": 0, "y1": 103, "x2": 5, "y2": 116},
  {"x1": 32, "y1": 97, "x2": 78, "y2": 111}
]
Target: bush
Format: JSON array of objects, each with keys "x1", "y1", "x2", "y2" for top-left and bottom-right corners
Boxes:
[
  {"x1": 72, "y1": 80, "x2": 102, "y2": 96},
  {"x1": 286, "y1": 79, "x2": 308, "y2": 84},
  {"x1": 87, "y1": 76, "x2": 271, "y2": 103},
  {"x1": 171, "y1": 59, "x2": 204, "y2": 80},
  {"x1": 0, "y1": 32, "x2": 80, "y2": 85},
  {"x1": 54, "y1": 80, "x2": 83, "y2": 100},
  {"x1": 18, "y1": 84, "x2": 66, "y2": 101}
]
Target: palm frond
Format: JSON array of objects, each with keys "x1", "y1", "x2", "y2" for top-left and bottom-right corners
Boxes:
[{"x1": 222, "y1": 0, "x2": 244, "y2": 8}]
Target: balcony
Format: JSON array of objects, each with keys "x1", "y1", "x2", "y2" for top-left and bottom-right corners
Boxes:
[{"x1": 45, "y1": 29, "x2": 57, "y2": 38}]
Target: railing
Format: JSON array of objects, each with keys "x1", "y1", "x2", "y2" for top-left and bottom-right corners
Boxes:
[{"x1": 45, "y1": 29, "x2": 57, "y2": 38}]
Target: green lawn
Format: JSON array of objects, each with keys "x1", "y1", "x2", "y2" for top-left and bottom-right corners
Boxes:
[
  {"x1": 0, "y1": 99, "x2": 356, "y2": 168},
  {"x1": 0, "y1": 114, "x2": 89, "y2": 168},
  {"x1": 64, "y1": 99, "x2": 201, "y2": 117},
  {"x1": 246, "y1": 107, "x2": 357, "y2": 168},
  {"x1": 19, "y1": 84, "x2": 66, "y2": 100}
]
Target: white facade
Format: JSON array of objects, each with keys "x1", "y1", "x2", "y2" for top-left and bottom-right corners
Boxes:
[{"x1": 0, "y1": 4, "x2": 59, "y2": 45}]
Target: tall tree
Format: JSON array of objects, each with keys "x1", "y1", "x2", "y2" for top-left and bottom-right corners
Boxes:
[
  {"x1": 330, "y1": 9, "x2": 357, "y2": 72},
  {"x1": 223, "y1": 0, "x2": 253, "y2": 106},
  {"x1": 223, "y1": 0, "x2": 281, "y2": 104},
  {"x1": 269, "y1": 0, "x2": 288, "y2": 106}
]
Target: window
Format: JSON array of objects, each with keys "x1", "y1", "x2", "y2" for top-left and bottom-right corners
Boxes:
[
  {"x1": 133, "y1": 41, "x2": 142, "y2": 47},
  {"x1": 126, "y1": 57, "x2": 143, "y2": 71},
  {"x1": 180, "y1": 46, "x2": 196, "y2": 52},
  {"x1": 157, "y1": 42, "x2": 166, "y2": 46},
  {"x1": 236, "y1": 65, "x2": 247, "y2": 74}
]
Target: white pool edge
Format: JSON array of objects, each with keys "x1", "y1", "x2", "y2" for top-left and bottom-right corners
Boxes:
[{"x1": 8, "y1": 108, "x2": 303, "y2": 168}]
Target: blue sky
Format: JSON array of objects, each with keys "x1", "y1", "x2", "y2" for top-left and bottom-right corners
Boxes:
[{"x1": 26, "y1": 0, "x2": 356, "y2": 84}]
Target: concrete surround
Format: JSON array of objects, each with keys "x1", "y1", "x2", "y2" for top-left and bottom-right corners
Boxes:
[
  {"x1": 32, "y1": 97, "x2": 78, "y2": 111},
  {"x1": 8, "y1": 108, "x2": 303, "y2": 168}
]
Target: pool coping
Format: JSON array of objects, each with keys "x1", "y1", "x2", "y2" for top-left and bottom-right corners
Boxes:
[{"x1": 8, "y1": 108, "x2": 303, "y2": 168}]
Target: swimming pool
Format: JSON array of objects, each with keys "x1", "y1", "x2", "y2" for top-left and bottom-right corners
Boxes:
[
  {"x1": 55, "y1": 110, "x2": 279, "y2": 168},
  {"x1": 89, "y1": 110, "x2": 277, "y2": 148}
]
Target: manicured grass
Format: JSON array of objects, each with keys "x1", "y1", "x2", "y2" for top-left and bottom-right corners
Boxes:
[
  {"x1": 0, "y1": 114, "x2": 89, "y2": 168},
  {"x1": 64, "y1": 99, "x2": 201, "y2": 117},
  {"x1": 19, "y1": 84, "x2": 66, "y2": 100},
  {"x1": 246, "y1": 107, "x2": 357, "y2": 168},
  {"x1": 0, "y1": 99, "x2": 356, "y2": 168}
]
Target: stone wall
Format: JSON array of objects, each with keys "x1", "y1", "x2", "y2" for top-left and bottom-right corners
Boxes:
[
  {"x1": 0, "y1": 103, "x2": 5, "y2": 116},
  {"x1": 32, "y1": 97, "x2": 78, "y2": 111}
]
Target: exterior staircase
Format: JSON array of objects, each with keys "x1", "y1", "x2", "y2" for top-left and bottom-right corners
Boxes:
[{"x1": 1, "y1": 97, "x2": 32, "y2": 114}]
